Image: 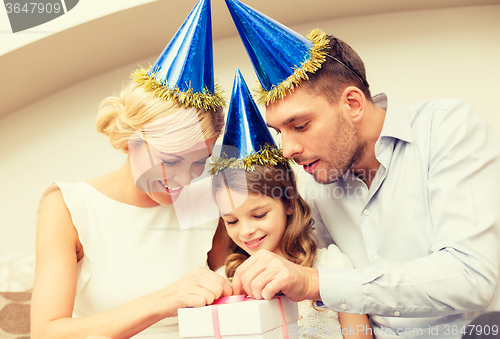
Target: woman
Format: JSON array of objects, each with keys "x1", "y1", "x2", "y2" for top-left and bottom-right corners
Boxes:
[{"x1": 30, "y1": 1, "x2": 230, "y2": 338}]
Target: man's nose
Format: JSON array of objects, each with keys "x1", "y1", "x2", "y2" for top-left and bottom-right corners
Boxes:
[{"x1": 281, "y1": 132, "x2": 302, "y2": 159}]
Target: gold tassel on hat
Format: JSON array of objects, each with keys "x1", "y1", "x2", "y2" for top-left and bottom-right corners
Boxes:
[
  {"x1": 255, "y1": 29, "x2": 330, "y2": 106},
  {"x1": 132, "y1": 68, "x2": 227, "y2": 111}
]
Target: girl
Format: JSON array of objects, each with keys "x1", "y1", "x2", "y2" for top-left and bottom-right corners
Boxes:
[{"x1": 213, "y1": 164, "x2": 373, "y2": 339}]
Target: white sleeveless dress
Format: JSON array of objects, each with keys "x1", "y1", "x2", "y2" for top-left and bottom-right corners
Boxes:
[{"x1": 38, "y1": 181, "x2": 218, "y2": 338}]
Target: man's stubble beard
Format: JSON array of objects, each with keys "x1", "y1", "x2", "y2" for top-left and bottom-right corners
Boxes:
[{"x1": 312, "y1": 115, "x2": 366, "y2": 185}]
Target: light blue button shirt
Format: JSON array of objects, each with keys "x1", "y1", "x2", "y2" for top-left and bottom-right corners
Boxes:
[{"x1": 304, "y1": 93, "x2": 500, "y2": 338}]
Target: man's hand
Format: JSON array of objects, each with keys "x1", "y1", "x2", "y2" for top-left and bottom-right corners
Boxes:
[{"x1": 231, "y1": 249, "x2": 320, "y2": 301}]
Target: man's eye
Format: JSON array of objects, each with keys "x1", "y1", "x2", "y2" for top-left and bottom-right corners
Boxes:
[
  {"x1": 295, "y1": 122, "x2": 308, "y2": 130},
  {"x1": 254, "y1": 212, "x2": 268, "y2": 219}
]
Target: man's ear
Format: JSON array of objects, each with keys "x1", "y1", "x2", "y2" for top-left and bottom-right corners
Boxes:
[{"x1": 340, "y1": 86, "x2": 365, "y2": 123}]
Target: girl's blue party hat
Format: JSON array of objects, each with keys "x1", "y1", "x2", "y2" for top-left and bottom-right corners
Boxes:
[{"x1": 211, "y1": 69, "x2": 290, "y2": 175}]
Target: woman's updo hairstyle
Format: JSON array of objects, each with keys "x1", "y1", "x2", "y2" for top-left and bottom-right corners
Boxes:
[{"x1": 96, "y1": 81, "x2": 225, "y2": 152}]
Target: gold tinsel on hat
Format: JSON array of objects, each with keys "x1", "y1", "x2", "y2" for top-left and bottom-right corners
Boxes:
[
  {"x1": 132, "y1": 68, "x2": 226, "y2": 111},
  {"x1": 210, "y1": 144, "x2": 292, "y2": 175},
  {"x1": 255, "y1": 29, "x2": 330, "y2": 106}
]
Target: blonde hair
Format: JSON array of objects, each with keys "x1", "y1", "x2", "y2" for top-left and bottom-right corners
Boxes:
[
  {"x1": 212, "y1": 164, "x2": 317, "y2": 281},
  {"x1": 96, "y1": 81, "x2": 225, "y2": 152}
]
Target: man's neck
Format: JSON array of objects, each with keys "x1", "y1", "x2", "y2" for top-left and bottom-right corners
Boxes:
[{"x1": 351, "y1": 102, "x2": 387, "y2": 189}]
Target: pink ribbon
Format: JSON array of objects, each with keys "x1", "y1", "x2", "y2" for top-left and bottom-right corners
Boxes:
[{"x1": 210, "y1": 295, "x2": 289, "y2": 339}]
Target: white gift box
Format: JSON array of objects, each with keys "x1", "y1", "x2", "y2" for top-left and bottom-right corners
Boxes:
[{"x1": 178, "y1": 296, "x2": 299, "y2": 339}]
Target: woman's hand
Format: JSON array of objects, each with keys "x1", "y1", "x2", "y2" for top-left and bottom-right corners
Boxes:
[{"x1": 159, "y1": 266, "x2": 232, "y2": 317}]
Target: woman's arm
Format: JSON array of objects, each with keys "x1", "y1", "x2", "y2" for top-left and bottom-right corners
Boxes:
[
  {"x1": 31, "y1": 190, "x2": 231, "y2": 339},
  {"x1": 338, "y1": 312, "x2": 373, "y2": 339}
]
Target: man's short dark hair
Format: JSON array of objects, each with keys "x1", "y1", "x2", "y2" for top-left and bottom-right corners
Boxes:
[{"x1": 305, "y1": 35, "x2": 372, "y2": 103}]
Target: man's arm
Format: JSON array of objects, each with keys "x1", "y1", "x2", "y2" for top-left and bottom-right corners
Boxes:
[{"x1": 318, "y1": 100, "x2": 500, "y2": 316}]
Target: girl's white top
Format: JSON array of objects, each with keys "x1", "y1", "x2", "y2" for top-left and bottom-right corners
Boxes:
[{"x1": 297, "y1": 244, "x2": 353, "y2": 339}]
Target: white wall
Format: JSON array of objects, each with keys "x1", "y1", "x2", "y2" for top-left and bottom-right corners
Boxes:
[{"x1": 1, "y1": 5, "x2": 499, "y2": 255}]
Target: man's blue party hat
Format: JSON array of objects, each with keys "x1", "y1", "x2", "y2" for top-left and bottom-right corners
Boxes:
[
  {"x1": 224, "y1": 0, "x2": 329, "y2": 105},
  {"x1": 211, "y1": 69, "x2": 290, "y2": 175},
  {"x1": 132, "y1": 0, "x2": 225, "y2": 110}
]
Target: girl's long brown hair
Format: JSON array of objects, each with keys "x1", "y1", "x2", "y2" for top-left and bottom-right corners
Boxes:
[{"x1": 212, "y1": 164, "x2": 317, "y2": 281}]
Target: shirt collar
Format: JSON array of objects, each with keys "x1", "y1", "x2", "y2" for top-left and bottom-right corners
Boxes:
[{"x1": 373, "y1": 93, "x2": 413, "y2": 144}]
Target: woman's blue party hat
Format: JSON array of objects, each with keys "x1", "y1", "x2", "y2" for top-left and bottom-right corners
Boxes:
[
  {"x1": 211, "y1": 69, "x2": 290, "y2": 175},
  {"x1": 132, "y1": 0, "x2": 225, "y2": 110},
  {"x1": 224, "y1": 0, "x2": 329, "y2": 105}
]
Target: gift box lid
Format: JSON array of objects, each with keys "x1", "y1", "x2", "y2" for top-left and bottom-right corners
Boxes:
[{"x1": 178, "y1": 296, "x2": 299, "y2": 337}]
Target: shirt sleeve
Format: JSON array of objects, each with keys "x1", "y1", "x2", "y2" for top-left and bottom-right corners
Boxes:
[{"x1": 318, "y1": 100, "x2": 500, "y2": 317}]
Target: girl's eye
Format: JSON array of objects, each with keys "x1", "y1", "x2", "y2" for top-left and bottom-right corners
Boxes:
[
  {"x1": 226, "y1": 219, "x2": 238, "y2": 225},
  {"x1": 254, "y1": 212, "x2": 268, "y2": 219},
  {"x1": 162, "y1": 160, "x2": 179, "y2": 166}
]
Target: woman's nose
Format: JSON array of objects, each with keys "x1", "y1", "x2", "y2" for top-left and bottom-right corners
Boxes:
[{"x1": 173, "y1": 171, "x2": 194, "y2": 187}]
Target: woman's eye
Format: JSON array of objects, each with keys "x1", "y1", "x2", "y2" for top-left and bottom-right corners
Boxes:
[
  {"x1": 226, "y1": 219, "x2": 238, "y2": 225},
  {"x1": 254, "y1": 212, "x2": 268, "y2": 219},
  {"x1": 162, "y1": 160, "x2": 179, "y2": 166}
]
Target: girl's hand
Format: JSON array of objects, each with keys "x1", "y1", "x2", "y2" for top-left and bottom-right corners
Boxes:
[{"x1": 160, "y1": 266, "x2": 232, "y2": 317}]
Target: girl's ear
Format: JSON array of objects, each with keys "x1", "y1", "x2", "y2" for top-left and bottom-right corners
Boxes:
[{"x1": 285, "y1": 201, "x2": 293, "y2": 216}]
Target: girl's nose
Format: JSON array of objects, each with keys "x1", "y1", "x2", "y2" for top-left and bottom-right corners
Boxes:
[{"x1": 239, "y1": 221, "x2": 256, "y2": 238}]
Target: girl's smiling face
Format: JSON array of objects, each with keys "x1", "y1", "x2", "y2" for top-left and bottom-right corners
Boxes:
[{"x1": 216, "y1": 189, "x2": 292, "y2": 256}]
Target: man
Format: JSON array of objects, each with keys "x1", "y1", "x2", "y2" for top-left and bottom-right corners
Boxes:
[{"x1": 224, "y1": 0, "x2": 500, "y2": 337}]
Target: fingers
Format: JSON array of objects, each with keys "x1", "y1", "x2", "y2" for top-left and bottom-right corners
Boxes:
[
  {"x1": 174, "y1": 266, "x2": 233, "y2": 309},
  {"x1": 231, "y1": 250, "x2": 269, "y2": 296},
  {"x1": 232, "y1": 250, "x2": 285, "y2": 299},
  {"x1": 230, "y1": 250, "x2": 318, "y2": 301},
  {"x1": 195, "y1": 266, "x2": 232, "y2": 298}
]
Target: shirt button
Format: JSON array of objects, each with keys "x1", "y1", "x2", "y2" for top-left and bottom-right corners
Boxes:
[
  {"x1": 363, "y1": 210, "x2": 370, "y2": 216},
  {"x1": 394, "y1": 311, "x2": 401, "y2": 317},
  {"x1": 374, "y1": 255, "x2": 380, "y2": 262},
  {"x1": 340, "y1": 303, "x2": 348, "y2": 311}
]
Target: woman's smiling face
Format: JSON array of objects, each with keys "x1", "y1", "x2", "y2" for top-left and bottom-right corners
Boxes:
[
  {"x1": 130, "y1": 138, "x2": 215, "y2": 206},
  {"x1": 216, "y1": 189, "x2": 292, "y2": 256}
]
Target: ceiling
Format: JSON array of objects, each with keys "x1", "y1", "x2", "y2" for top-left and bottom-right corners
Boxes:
[{"x1": 0, "y1": 0, "x2": 498, "y2": 117}]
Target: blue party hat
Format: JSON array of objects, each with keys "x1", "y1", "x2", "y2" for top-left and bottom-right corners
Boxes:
[
  {"x1": 224, "y1": 0, "x2": 329, "y2": 105},
  {"x1": 211, "y1": 69, "x2": 290, "y2": 175},
  {"x1": 132, "y1": 0, "x2": 225, "y2": 110}
]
